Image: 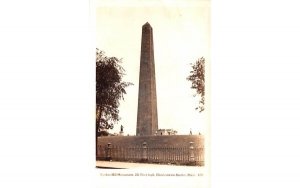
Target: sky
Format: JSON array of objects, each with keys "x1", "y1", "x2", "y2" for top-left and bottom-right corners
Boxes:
[{"x1": 96, "y1": 0, "x2": 210, "y2": 136}]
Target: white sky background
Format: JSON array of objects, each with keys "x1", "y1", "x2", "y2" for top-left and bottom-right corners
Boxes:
[{"x1": 96, "y1": 0, "x2": 210, "y2": 135}]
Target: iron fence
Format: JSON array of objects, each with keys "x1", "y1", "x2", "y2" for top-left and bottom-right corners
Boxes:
[{"x1": 97, "y1": 142, "x2": 204, "y2": 166}]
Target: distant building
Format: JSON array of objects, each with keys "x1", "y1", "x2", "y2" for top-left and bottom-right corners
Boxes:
[{"x1": 156, "y1": 129, "x2": 177, "y2": 136}]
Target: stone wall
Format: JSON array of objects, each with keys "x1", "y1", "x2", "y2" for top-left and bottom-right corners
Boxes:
[{"x1": 98, "y1": 135, "x2": 203, "y2": 148}]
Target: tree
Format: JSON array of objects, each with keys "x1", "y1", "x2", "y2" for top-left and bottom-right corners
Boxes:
[
  {"x1": 96, "y1": 49, "x2": 132, "y2": 136},
  {"x1": 187, "y1": 57, "x2": 205, "y2": 113}
]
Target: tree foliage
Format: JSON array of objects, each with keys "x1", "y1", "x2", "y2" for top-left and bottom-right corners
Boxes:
[
  {"x1": 96, "y1": 49, "x2": 132, "y2": 132},
  {"x1": 187, "y1": 57, "x2": 205, "y2": 113}
]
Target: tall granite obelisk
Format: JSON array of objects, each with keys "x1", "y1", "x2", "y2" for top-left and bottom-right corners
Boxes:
[{"x1": 136, "y1": 22, "x2": 158, "y2": 136}]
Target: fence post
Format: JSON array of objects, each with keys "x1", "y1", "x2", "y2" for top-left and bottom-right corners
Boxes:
[
  {"x1": 97, "y1": 145, "x2": 102, "y2": 159},
  {"x1": 142, "y1": 142, "x2": 148, "y2": 162},
  {"x1": 96, "y1": 145, "x2": 100, "y2": 158},
  {"x1": 106, "y1": 143, "x2": 112, "y2": 161},
  {"x1": 189, "y1": 142, "x2": 195, "y2": 163}
]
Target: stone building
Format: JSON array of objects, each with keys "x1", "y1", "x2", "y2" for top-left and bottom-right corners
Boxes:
[{"x1": 156, "y1": 129, "x2": 177, "y2": 136}]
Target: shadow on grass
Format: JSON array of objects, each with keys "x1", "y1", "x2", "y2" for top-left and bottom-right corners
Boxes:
[{"x1": 95, "y1": 166, "x2": 126, "y2": 169}]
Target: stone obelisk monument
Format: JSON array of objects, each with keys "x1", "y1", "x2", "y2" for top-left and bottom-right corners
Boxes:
[{"x1": 136, "y1": 22, "x2": 158, "y2": 136}]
